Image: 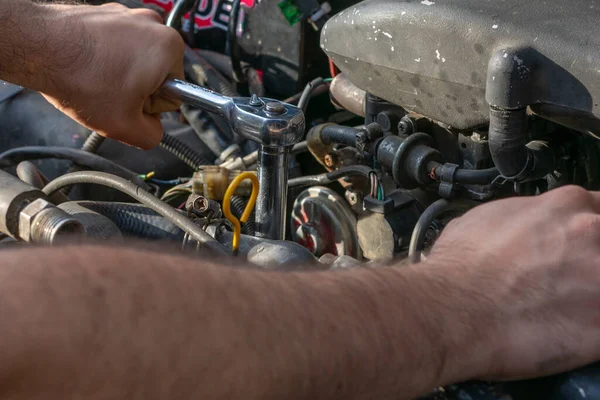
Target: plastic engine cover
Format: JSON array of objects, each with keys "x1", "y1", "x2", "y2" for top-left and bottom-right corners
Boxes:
[{"x1": 320, "y1": 0, "x2": 600, "y2": 131}]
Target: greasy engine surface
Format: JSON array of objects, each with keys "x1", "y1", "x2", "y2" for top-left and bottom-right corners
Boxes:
[
  {"x1": 320, "y1": 0, "x2": 600, "y2": 132},
  {"x1": 3, "y1": 0, "x2": 600, "y2": 398}
]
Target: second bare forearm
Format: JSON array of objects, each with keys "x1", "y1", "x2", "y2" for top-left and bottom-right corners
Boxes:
[{"x1": 0, "y1": 245, "x2": 464, "y2": 399}]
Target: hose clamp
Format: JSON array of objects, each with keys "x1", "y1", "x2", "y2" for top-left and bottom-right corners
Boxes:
[{"x1": 437, "y1": 163, "x2": 459, "y2": 198}]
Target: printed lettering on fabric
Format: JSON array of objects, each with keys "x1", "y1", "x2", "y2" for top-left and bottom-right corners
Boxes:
[{"x1": 143, "y1": 0, "x2": 255, "y2": 31}]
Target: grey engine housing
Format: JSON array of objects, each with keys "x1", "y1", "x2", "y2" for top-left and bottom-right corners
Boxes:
[{"x1": 320, "y1": 0, "x2": 600, "y2": 133}]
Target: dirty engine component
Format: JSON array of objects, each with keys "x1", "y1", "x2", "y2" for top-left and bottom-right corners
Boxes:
[{"x1": 1, "y1": 0, "x2": 600, "y2": 398}]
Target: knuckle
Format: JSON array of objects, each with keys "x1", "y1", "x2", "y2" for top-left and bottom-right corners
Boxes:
[
  {"x1": 569, "y1": 213, "x2": 600, "y2": 239},
  {"x1": 101, "y1": 3, "x2": 127, "y2": 11},
  {"x1": 133, "y1": 8, "x2": 164, "y2": 23},
  {"x1": 546, "y1": 185, "x2": 593, "y2": 208}
]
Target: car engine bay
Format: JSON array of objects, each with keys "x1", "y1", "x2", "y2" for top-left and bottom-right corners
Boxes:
[{"x1": 1, "y1": 0, "x2": 600, "y2": 398}]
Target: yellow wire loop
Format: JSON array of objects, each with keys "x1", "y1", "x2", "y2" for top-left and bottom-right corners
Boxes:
[{"x1": 222, "y1": 172, "x2": 259, "y2": 254}]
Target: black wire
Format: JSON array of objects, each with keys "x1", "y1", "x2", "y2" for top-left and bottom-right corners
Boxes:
[
  {"x1": 298, "y1": 78, "x2": 326, "y2": 113},
  {"x1": 0, "y1": 146, "x2": 150, "y2": 190},
  {"x1": 228, "y1": 0, "x2": 245, "y2": 83},
  {"x1": 408, "y1": 198, "x2": 452, "y2": 264},
  {"x1": 288, "y1": 165, "x2": 374, "y2": 188},
  {"x1": 283, "y1": 83, "x2": 330, "y2": 105}
]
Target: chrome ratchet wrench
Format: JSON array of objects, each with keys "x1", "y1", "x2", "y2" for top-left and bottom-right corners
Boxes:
[{"x1": 160, "y1": 79, "x2": 305, "y2": 241}]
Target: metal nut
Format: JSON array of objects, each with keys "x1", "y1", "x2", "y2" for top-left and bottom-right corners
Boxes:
[{"x1": 18, "y1": 198, "x2": 54, "y2": 242}]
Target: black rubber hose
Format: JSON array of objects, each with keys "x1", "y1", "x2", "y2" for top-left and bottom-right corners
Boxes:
[
  {"x1": 198, "y1": 50, "x2": 234, "y2": 79},
  {"x1": 298, "y1": 78, "x2": 326, "y2": 113},
  {"x1": 288, "y1": 165, "x2": 373, "y2": 188},
  {"x1": 42, "y1": 171, "x2": 228, "y2": 256},
  {"x1": 196, "y1": 50, "x2": 264, "y2": 96},
  {"x1": 16, "y1": 161, "x2": 70, "y2": 204},
  {"x1": 488, "y1": 107, "x2": 532, "y2": 180},
  {"x1": 228, "y1": 0, "x2": 245, "y2": 83},
  {"x1": 454, "y1": 167, "x2": 500, "y2": 184},
  {"x1": 430, "y1": 162, "x2": 500, "y2": 185},
  {"x1": 184, "y1": 46, "x2": 239, "y2": 98},
  {"x1": 69, "y1": 201, "x2": 184, "y2": 241},
  {"x1": 230, "y1": 196, "x2": 255, "y2": 235},
  {"x1": 159, "y1": 132, "x2": 212, "y2": 170},
  {"x1": 408, "y1": 198, "x2": 451, "y2": 264},
  {"x1": 319, "y1": 124, "x2": 359, "y2": 147},
  {"x1": 183, "y1": 46, "x2": 239, "y2": 141},
  {"x1": 0, "y1": 147, "x2": 150, "y2": 190}
]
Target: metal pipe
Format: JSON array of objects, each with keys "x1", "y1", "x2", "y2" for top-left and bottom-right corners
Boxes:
[
  {"x1": 0, "y1": 169, "x2": 45, "y2": 238},
  {"x1": 329, "y1": 74, "x2": 366, "y2": 117},
  {"x1": 165, "y1": 0, "x2": 196, "y2": 29},
  {"x1": 255, "y1": 147, "x2": 288, "y2": 240}
]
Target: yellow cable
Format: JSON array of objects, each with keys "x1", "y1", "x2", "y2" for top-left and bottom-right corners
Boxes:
[{"x1": 222, "y1": 172, "x2": 259, "y2": 254}]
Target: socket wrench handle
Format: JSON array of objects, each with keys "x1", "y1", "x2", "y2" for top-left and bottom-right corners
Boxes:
[
  {"x1": 160, "y1": 79, "x2": 230, "y2": 115},
  {"x1": 160, "y1": 79, "x2": 306, "y2": 240},
  {"x1": 160, "y1": 79, "x2": 305, "y2": 148}
]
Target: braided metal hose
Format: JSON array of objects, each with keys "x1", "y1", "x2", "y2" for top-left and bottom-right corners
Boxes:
[{"x1": 159, "y1": 133, "x2": 212, "y2": 170}]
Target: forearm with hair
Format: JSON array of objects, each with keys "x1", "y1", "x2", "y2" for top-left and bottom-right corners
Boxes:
[
  {"x1": 0, "y1": 245, "x2": 467, "y2": 399},
  {"x1": 0, "y1": 0, "x2": 91, "y2": 93}
]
